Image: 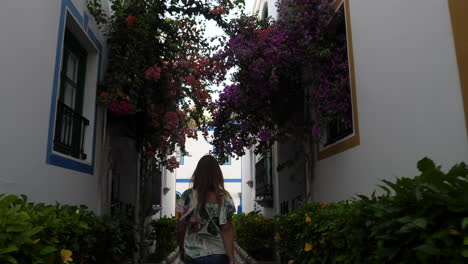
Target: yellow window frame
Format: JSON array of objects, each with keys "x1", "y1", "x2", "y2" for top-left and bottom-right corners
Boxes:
[
  {"x1": 318, "y1": 0, "x2": 360, "y2": 160},
  {"x1": 448, "y1": 0, "x2": 468, "y2": 133}
]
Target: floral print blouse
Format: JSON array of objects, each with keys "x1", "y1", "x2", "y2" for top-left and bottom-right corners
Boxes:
[{"x1": 176, "y1": 188, "x2": 236, "y2": 259}]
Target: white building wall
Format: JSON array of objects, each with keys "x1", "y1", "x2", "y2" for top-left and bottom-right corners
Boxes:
[
  {"x1": 241, "y1": 148, "x2": 256, "y2": 213},
  {"x1": 0, "y1": 0, "x2": 108, "y2": 212},
  {"x1": 159, "y1": 169, "x2": 176, "y2": 218},
  {"x1": 253, "y1": 0, "x2": 278, "y2": 19},
  {"x1": 313, "y1": 0, "x2": 468, "y2": 202},
  {"x1": 160, "y1": 131, "x2": 255, "y2": 217},
  {"x1": 251, "y1": 0, "x2": 468, "y2": 204}
]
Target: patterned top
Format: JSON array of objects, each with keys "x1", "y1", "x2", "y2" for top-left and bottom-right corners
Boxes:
[{"x1": 176, "y1": 188, "x2": 236, "y2": 259}]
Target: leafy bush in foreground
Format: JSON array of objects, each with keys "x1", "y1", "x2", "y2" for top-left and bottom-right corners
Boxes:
[
  {"x1": 233, "y1": 211, "x2": 275, "y2": 261},
  {"x1": 147, "y1": 216, "x2": 178, "y2": 263},
  {"x1": 0, "y1": 195, "x2": 135, "y2": 264},
  {"x1": 272, "y1": 158, "x2": 468, "y2": 263}
]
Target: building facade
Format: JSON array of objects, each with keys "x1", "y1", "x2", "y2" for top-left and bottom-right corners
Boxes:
[
  {"x1": 252, "y1": 0, "x2": 468, "y2": 215},
  {"x1": 0, "y1": 0, "x2": 112, "y2": 213},
  {"x1": 0, "y1": 0, "x2": 160, "y2": 221}
]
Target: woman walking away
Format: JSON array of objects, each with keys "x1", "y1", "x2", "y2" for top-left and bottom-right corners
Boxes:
[{"x1": 176, "y1": 155, "x2": 236, "y2": 264}]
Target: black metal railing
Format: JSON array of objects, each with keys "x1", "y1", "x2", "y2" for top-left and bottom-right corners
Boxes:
[
  {"x1": 255, "y1": 153, "x2": 273, "y2": 206},
  {"x1": 111, "y1": 199, "x2": 135, "y2": 221},
  {"x1": 53, "y1": 101, "x2": 89, "y2": 159},
  {"x1": 280, "y1": 200, "x2": 289, "y2": 215},
  {"x1": 325, "y1": 113, "x2": 353, "y2": 146}
]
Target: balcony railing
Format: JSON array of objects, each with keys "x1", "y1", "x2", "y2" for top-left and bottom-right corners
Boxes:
[
  {"x1": 53, "y1": 101, "x2": 89, "y2": 160},
  {"x1": 111, "y1": 199, "x2": 135, "y2": 221},
  {"x1": 255, "y1": 152, "x2": 273, "y2": 207},
  {"x1": 325, "y1": 113, "x2": 353, "y2": 146}
]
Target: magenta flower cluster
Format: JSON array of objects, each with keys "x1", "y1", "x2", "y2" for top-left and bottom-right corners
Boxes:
[
  {"x1": 210, "y1": 0, "x2": 352, "y2": 159},
  {"x1": 109, "y1": 100, "x2": 134, "y2": 115},
  {"x1": 166, "y1": 156, "x2": 180, "y2": 172}
]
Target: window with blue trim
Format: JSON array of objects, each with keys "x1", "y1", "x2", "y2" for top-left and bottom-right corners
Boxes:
[
  {"x1": 176, "y1": 150, "x2": 184, "y2": 165},
  {"x1": 46, "y1": 0, "x2": 103, "y2": 174},
  {"x1": 221, "y1": 155, "x2": 231, "y2": 165},
  {"x1": 53, "y1": 30, "x2": 89, "y2": 160}
]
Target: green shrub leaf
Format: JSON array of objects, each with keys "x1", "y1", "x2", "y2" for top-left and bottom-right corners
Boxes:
[
  {"x1": 2, "y1": 255, "x2": 18, "y2": 264},
  {"x1": 39, "y1": 246, "x2": 57, "y2": 255},
  {"x1": 462, "y1": 218, "x2": 468, "y2": 230},
  {"x1": 0, "y1": 245, "x2": 18, "y2": 254},
  {"x1": 417, "y1": 158, "x2": 436, "y2": 172},
  {"x1": 414, "y1": 244, "x2": 440, "y2": 255},
  {"x1": 413, "y1": 218, "x2": 428, "y2": 229},
  {"x1": 462, "y1": 249, "x2": 468, "y2": 258}
]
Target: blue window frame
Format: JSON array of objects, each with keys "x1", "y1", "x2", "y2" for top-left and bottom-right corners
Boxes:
[
  {"x1": 177, "y1": 151, "x2": 184, "y2": 165},
  {"x1": 46, "y1": 0, "x2": 103, "y2": 174},
  {"x1": 222, "y1": 155, "x2": 232, "y2": 165}
]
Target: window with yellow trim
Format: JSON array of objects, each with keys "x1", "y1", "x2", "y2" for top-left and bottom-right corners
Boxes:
[
  {"x1": 448, "y1": 0, "x2": 468, "y2": 133},
  {"x1": 317, "y1": 0, "x2": 360, "y2": 160}
]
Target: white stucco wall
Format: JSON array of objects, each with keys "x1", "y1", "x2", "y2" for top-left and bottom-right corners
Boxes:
[
  {"x1": 159, "y1": 168, "x2": 176, "y2": 218},
  {"x1": 160, "y1": 131, "x2": 255, "y2": 217},
  {"x1": 0, "y1": 0, "x2": 108, "y2": 212},
  {"x1": 313, "y1": 0, "x2": 468, "y2": 202},
  {"x1": 253, "y1": 0, "x2": 278, "y2": 19},
  {"x1": 251, "y1": 0, "x2": 468, "y2": 204},
  {"x1": 241, "y1": 148, "x2": 256, "y2": 213}
]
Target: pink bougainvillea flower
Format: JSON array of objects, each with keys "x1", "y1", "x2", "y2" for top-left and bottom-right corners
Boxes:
[
  {"x1": 144, "y1": 68, "x2": 154, "y2": 80},
  {"x1": 163, "y1": 111, "x2": 179, "y2": 131},
  {"x1": 210, "y1": 7, "x2": 227, "y2": 15},
  {"x1": 311, "y1": 126, "x2": 322, "y2": 139},
  {"x1": 108, "y1": 99, "x2": 134, "y2": 115},
  {"x1": 258, "y1": 128, "x2": 272, "y2": 142},
  {"x1": 125, "y1": 15, "x2": 137, "y2": 26},
  {"x1": 166, "y1": 156, "x2": 180, "y2": 172},
  {"x1": 144, "y1": 65, "x2": 162, "y2": 81}
]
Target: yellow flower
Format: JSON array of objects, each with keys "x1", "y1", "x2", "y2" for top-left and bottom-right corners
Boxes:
[
  {"x1": 319, "y1": 237, "x2": 326, "y2": 244},
  {"x1": 61, "y1": 249, "x2": 73, "y2": 263},
  {"x1": 33, "y1": 239, "x2": 40, "y2": 244},
  {"x1": 304, "y1": 242, "x2": 313, "y2": 252},
  {"x1": 288, "y1": 260, "x2": 295, "y2": 264},
  {"x1": 264, "y1": 243, "x2": 270, "y2": 248},
  {"x1": 305, "y1": 214, "x2": 312, "y2": 223},
  {"x1": 348, "y1": 200, "x2": 353, "y2": 205},
  {"x1": 274, "y1": 233, "x2": 281, "y2": 241}
]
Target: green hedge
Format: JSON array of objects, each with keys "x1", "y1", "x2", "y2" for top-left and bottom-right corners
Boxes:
[
  {"x1": 275, "y1": 158, "x2": 468, "y2": 263},
  {"x1": 0, "y1": 194, "x2": 135, "y2": 264},
  {"x1": 233, "y1": 212, "x2": 275, "y2": 261},
  {"x1": 147, "y1": 216, "x2": 178, "y2": 263}
]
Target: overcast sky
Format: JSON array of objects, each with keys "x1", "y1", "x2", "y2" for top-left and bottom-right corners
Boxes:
[
  {"x1": 204, "y1": 0, "x2": 255, "y2": 39},
  {"x1": 201, "y1": 0, "x2": 255, "y2": 100}
]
